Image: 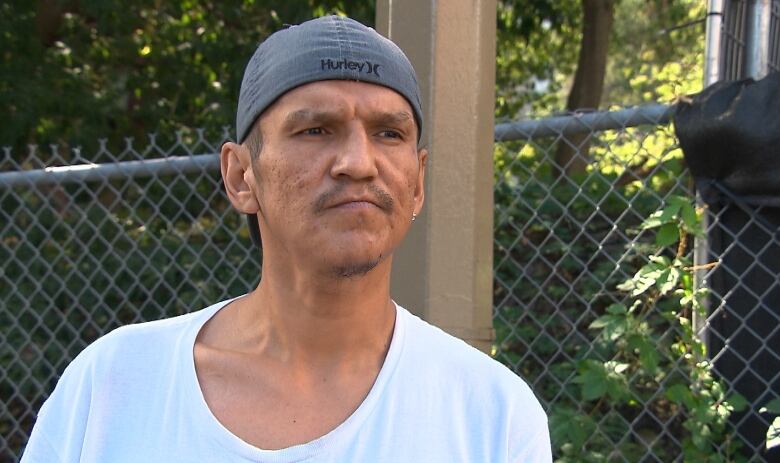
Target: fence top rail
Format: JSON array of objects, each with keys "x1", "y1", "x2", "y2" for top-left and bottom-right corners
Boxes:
[
  {"x1": 1, "y1": 104, "x2": 676, "y2": 187},
  {"x1": 0, "y1": 153, "x2": 219, "y2": 188},
  {"x1": 494, "y1": 103, "x2": 675, "y2": 142}
]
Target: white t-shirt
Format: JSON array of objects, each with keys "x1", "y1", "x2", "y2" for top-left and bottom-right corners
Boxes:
[{"x1": 22, "y1": 299, "x2": 551, "y2": 462}]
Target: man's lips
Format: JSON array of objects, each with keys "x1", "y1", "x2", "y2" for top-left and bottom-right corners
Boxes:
[
  {"x1": 330, "y1": 198, "x2": 382, "y2": 209},
  {"x1": 315, "y1": 184, "x2": 395, "y2": 213}
]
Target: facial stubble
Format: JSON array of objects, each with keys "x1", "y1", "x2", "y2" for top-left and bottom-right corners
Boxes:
[{"x1": 312, "y1": 183, "x2": 395, "y2": 280}]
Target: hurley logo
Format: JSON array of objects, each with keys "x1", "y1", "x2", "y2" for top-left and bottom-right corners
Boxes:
[{"x1": 321, "y1": 58, "x2": 381, "y2": 77}]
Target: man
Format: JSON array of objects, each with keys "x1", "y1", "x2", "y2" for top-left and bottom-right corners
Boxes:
[{"x1": 22, "y1": 15, "x2": 551, "y2": 462}]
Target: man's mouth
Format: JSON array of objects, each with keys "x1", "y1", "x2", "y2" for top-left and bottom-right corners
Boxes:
[{"x1": 315, "y1": 184, "x2": 394, "y2": 213}]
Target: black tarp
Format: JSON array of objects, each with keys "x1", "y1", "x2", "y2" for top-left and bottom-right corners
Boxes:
[{"x1": 675, "y1": 72, "x2": 780, "y2": 460}]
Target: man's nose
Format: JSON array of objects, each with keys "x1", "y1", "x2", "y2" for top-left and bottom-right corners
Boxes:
[{"x1": 329, "y1": 127, "x2": 379, "y2": 180}]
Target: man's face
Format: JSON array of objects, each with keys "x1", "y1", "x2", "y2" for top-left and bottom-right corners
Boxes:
[{"x1": 245, "y1": 80, "x2": 426, "y2": 278}]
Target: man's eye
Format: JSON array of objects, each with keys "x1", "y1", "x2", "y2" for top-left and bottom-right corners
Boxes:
[
  {"x1": 302, "y1": 127, "x2": 325, "y2": 135},
  {"x1": 379, "y1": 130, "x2": 402, "y2": 139}
]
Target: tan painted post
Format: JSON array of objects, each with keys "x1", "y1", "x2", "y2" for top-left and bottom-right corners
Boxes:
[{"x1": 376, "y1": 0, "x2": 497, "y2": 352}]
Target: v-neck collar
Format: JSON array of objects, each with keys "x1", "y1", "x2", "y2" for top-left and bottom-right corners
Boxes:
[{"x1": 180, "y1": 297, "x2": 407, "y2": 461}]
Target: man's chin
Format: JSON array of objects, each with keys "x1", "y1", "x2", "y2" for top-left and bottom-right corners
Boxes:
[{"x1": 330, "y1": 255, "x2": 383, "y2": 279}]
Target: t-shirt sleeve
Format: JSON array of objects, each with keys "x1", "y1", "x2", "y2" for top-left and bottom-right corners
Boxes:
[
  {"x1": 507, "y1": 382, "x2": 553, "y2": 463},
  {"x1": 20, "y1": 428, "x2": 63, "y2": 463},
  {"x1": 512, "y1": 424, "x2": 553, "y2": 462},
  {"x1": 20, "y1": 344, "x2": 98, "y2": 463}
]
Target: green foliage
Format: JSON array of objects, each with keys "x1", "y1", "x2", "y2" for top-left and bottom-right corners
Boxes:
[
  {"x1": 496, "y1": 0, "x2": 705, "y2": 122},
  {"x1": 606, "y1": 0, "x2": 705, "y2": 105},
  {"x1": 493, "y1": 119, "x2": 757, "y2": 459},
  {"x1": 760, "y1": 398, "x2": 780, "y2": 450},
  {"x1": 552, "y1": 198, "x2": 747, "y2": 461},
  {"x1": 495, "y1": 0, "x2": 580, "y2": 118},
  {"x1": 3, "y1": 0, "x2": 705, "y2": 150},
  {"x1": 0, "y1": 0, "x2": 373, "y2": 155},
  {"x1": 492, "y1": 123, "x2": 692, "y2": 459}
]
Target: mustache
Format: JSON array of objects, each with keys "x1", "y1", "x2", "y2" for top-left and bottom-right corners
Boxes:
[{"x1": 313, "y1": 183, "x2": 394, "y2": 213}]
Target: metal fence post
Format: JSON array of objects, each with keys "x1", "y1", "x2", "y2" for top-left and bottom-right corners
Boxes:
[
  {"x1": 745, "y1": 0, "x2": 773, "y2": 77},
  {"x1": 694, "y1": 0, "x2": 725, "y2": 347}
]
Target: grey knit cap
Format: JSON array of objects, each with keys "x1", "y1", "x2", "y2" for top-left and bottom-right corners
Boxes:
[{"x1": 236, "y1": 15, "x2": 423, "y2": 143}]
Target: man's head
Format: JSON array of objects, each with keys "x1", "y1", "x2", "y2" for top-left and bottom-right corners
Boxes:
[
  {"x1": 220, "y1": 16, "x2": 427, "y2": 279},
  {"x1": 235, "y1": 16, "x2": 423, "y2": 147}
]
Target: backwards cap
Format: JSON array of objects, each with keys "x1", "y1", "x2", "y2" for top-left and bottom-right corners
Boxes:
[{"x1": 236, "y1": 15, "x2": 423, "y2": 143}]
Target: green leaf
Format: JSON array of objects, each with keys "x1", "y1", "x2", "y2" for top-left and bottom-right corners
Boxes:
[
  {"x1": 628, "y1": 334, "x2": 660, "y2": 373},
  {"x1": 760, "y1": 398, "x2": 780, "y2": 415},
  {"x1": 666, "y1": 383, "x2": 695, "y2": 408},
  {"x1": 659, "y1": 202, "x2": 682, "y2": 222},
  {"x1": 631, "y1": 278, "x2": 655, "y2": 297},
  {"x1": 622, "y1": 261, "x2": 666, "y2": 297},
  {"x1": 655, "y1": 222, "x2": 679, "y2": 247},
  {"x1": 616, "y1": 278, "x2": 637, "y2": 292},
  {"x1": 692, "y1": 423, "x2": 712, "y2": 450},
  {"x1": 680, "y1": 201, "x2": 699, "y2": 231},
  {"x1": 656, "y1": 267, "x2": 681, "y2": 295},
  {"x1": 581, "y1": 375, "x2": 607, "y2": 401},
  {"x1": 639, "y1": 345, "x2": 659, "y2": 373},
  {"x1": 641, "y1": 210, "x2": 666, "y2": 229},
  {"x1": 606, "y1": 379, "x2": 629, "y2": 402},
  {"x1": 604, "y1": 363, "x2": 630, "y2": 401},
  {"x1": 589, "y1": 314, "x2": 627, "y2": 340},
  {"x1": 549, "y1": 407, "x2": 595, "y2": 450},
  {"x1": 767, "y1": 417, "x2": 780, "y2": 450},
  {"x1": 606, "y1": 303, "x2": 628, "y2": 315},
  {"x1": 578, "y1": 360, "x2": 609, "y2": 401},
  {"x1": 648, "y1": 255, "x2": 672, "y2": 267},
  {"x1": 727, "y1": 393, "x2": 749, "y2": 412},
  {"x1": 667, "y1": 195, "x2": 690, "y2": 209},
  {"x1": 589, "y1": 315, "x2": 611, "y2": 329}
]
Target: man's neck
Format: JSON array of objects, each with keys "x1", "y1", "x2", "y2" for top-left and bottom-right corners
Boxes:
[
  {"x1": 200, "y1": 258, "x2": 397, "y2": 370},
  {"x1": 193, "y1": 258, "x2": 398, "y2": 450}
]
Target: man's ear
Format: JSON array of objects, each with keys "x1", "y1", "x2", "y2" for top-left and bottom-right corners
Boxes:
[
  {"x1": 220, "y1": 142, "x2": 260, "y2": 214},
  {"x1": 413, "y1": 148, "x2": 427, "y2": 216}
]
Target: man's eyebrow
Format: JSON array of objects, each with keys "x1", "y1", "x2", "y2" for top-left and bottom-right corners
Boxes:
[
  {"x1": 283, "y1": 109, "x2": 338, "y2": 126},
  {"x1": 371, "y1": 111, "x2": 413, "y2": 126},
  {"x1": 282, "y1": 109, "x2": 414, "y2": 127}
]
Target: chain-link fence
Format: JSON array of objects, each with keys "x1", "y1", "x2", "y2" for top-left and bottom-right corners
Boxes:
[
  {"x1": 2, "y1": 105, "x2": 778, "y2": 461},
  {"x1": 702, "y1": 180, "x2": 780, "y2": 460},
  {"x1": 721, "y1": 0, "x2": 750, "y2": 81},
  {"x1": 493, "y1": 104, "x2": 778, "y2": 461},
  {"x1": 719, "y1": 0, "x2": 780, "y2": 77},
  {"x1": 0, "y1": 129, "x2": 260, "y2": 461}
]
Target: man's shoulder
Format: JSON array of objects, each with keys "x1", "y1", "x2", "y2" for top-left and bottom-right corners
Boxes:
[
  {"x1": 86, "y1": 308, "x2": 200, "y2": 354},
  {"x1": 393, "y1": 306, "x2": 550, "y2": 459},
  {"x1": 63, "y1": 300, "x2": 228, "y2": 378},
  {"x1": 400, "y1": 307, "x2": 517, "y2": 374},
  {"x1": 398, "y1": 307, "x2": 544, "y2": 407}
]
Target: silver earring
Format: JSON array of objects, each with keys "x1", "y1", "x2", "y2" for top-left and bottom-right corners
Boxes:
[{"x1": 412, "y1": 213, "x2": 417, "y2": 222}]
